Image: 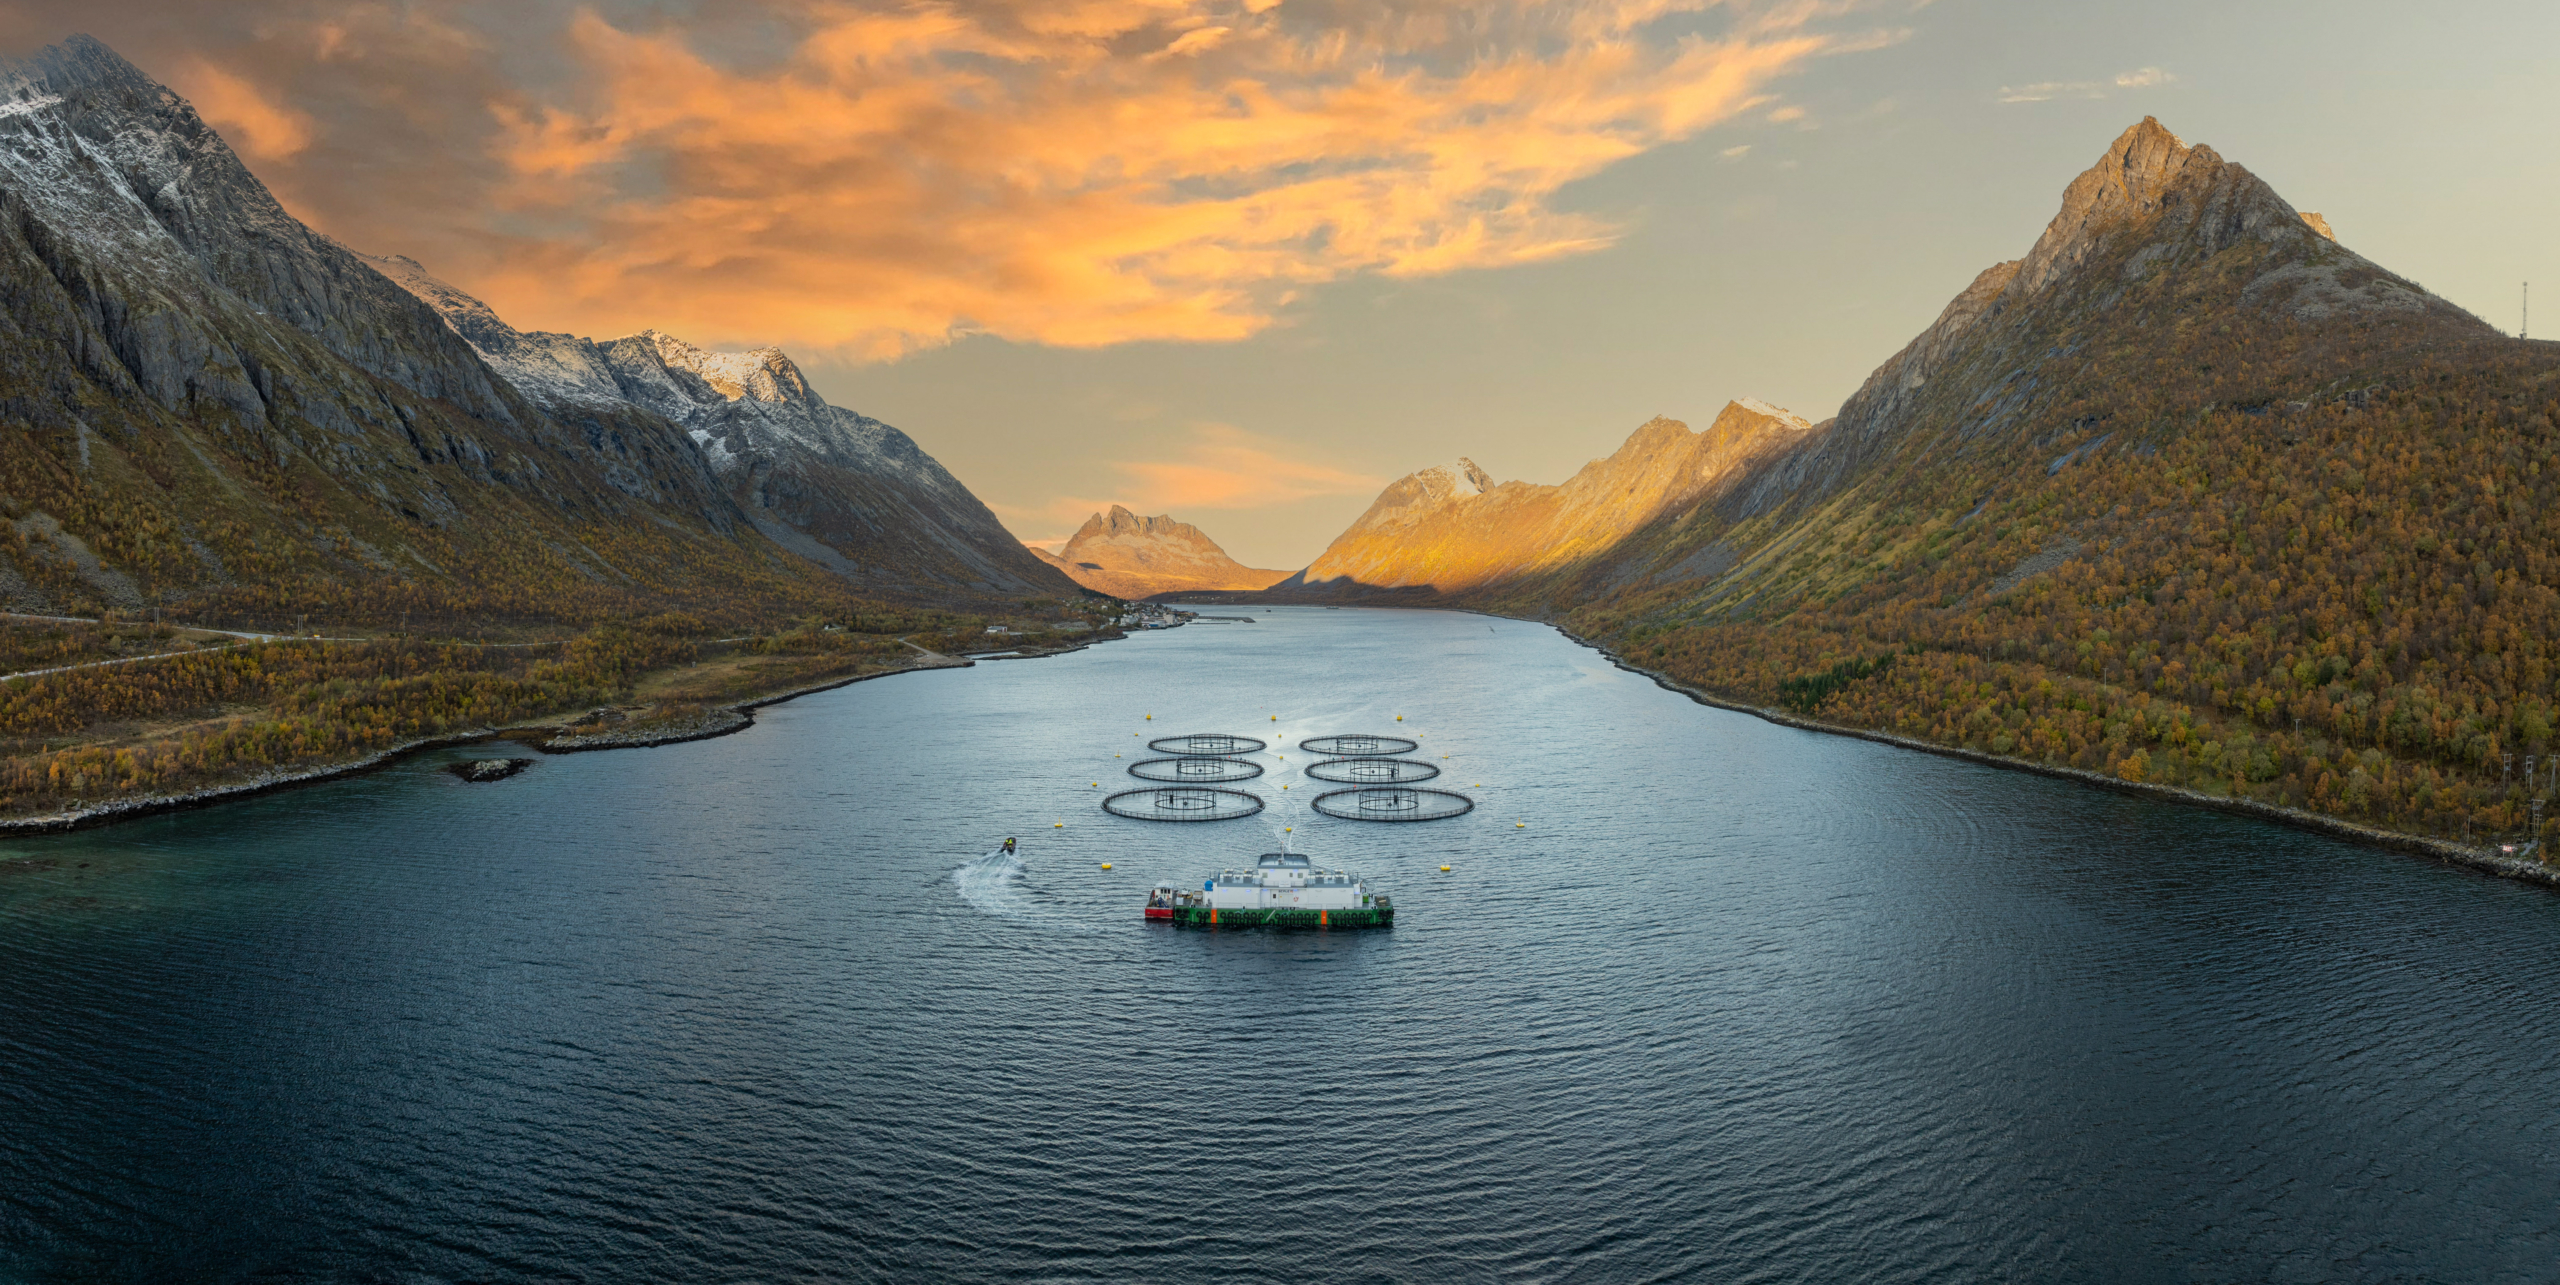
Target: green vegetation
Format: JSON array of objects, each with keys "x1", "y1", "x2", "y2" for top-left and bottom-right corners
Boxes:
[
  {"x1": 0, "y1": 605, "x2": 1119, "y2": 818},
  {"x1": 1530, "y1": 228, "x2": 2560, "y2": 851}
]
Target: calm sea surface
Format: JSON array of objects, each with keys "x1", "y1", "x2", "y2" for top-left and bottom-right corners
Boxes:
[{"x1": 4, "y1": 607, "x2": 2558, "y2": 1282}]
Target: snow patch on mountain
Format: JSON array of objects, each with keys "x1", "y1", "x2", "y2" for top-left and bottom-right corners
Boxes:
[
  {"x1": 1733, "y1": 398, "x2": 1812, "y2": 430},
  {"x1": 356, "y1": 252, "x2": 629, "y2": 409}
]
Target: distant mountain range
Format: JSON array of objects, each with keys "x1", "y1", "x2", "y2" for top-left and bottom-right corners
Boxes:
[
  {"x1": 1268, "y1": 398, "x2": 1814, "y2": 598},
  {"x1": 0, "y1": 34, "x2": 1071, "y2": 628},
  {"x1": 1029, "y1": 506, "x2": 1291, "y2": 599}
]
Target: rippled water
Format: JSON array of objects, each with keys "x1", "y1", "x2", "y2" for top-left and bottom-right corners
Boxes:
[{"x1": 5, "y1": 608, "x2": 2559, "y2": 1281}]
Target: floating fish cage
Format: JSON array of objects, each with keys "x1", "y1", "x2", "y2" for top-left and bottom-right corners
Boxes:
[
  {"x1": 1128, "y1": 755, "x2": 1265, "y2": 783},
  {"x1": 1147, "y1": 732, "x2": 1268, "y2": 756},
  {"x1": 1102, "y1": 786, "x2": 1266, "y2": 822},
  {"x1": 1304, "y1": 757, "x2": 1441, "y2": 784},
  {"x1": 1300, "y1": 733, "x2": 1419, "y2": 758},
  {"x1": 1311, "y1": 786, "x2": 1474, "y2": 822}
]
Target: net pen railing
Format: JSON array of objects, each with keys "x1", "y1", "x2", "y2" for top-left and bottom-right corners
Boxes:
[
  {"x1": 1128, "y1": 756, "x2": 1265, "y2": 783},
  {"x1": 1299, "y1": 734, "x2": 1418, "y2": 757},
  {"x1": 1304, "y1": 757, "x2": 1441, "y2": 784},
  {"x1": 1310, "y1": 786, "x2": 1474, "y2": 822},
  {"x1": 1147, "y1": 733, "x2": 1269, "y2": 756},
  {"x1": 1102, "y1": 786, "x2": 1266, "y2": 822}
]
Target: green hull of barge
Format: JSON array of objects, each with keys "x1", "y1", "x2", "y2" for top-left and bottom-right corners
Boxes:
[{"x1": 1169, "y1": 905, "x2": 1393, "y2": 929}]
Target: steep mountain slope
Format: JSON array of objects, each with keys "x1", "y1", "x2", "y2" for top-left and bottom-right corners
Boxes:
[
  {"x1": 0, "y1": 35, "x2": 869, "y2": 626},
  {"x1": 1268, "y1": 398, "x2": 1814, "y2": 597},
  {"x1": 1471, "y1": 119, "x2": 2560, "y2": 847},
  {"x1": 1027, "y1": 506, "x2": 1291, "y2": 598},
  {"x1": 360, "y1": 255, "x2": 1074, "y2": 596}
]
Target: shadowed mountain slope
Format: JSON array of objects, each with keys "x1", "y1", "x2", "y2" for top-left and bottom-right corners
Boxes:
[
  {"x1": 360, "y1": 255, "x2": 1074, "y2": 597},
  {"x1": 1028, "y1": 506, "x2": 1291, "y2": 598}
]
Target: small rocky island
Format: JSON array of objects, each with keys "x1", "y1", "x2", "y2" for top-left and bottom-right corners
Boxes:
[{"x1": 448, "y1": 758, "x2": 535, "y2": 783}]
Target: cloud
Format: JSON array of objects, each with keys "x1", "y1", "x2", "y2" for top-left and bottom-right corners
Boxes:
[
  {"x1": 1996, "y1": 79, "x2": 2106, "y2": 104},
  {"x1": 445, "y1": 0, "x2": 1874, "y2": 357},
  {"x1": 11, "y1": 1, "x2": 1885, "y2": 358},
  {"x1": 1019, "y1": 423, "x2": 1383, "y2": 535},
  {"x1": 1720, "y1": 144, "x2": 1752, "y2": 159},
  {"x1": 1765, "y1": 105, "x2": 1805, "y2": 122},
  {"x1": 170, "y1": 56, "x2": 314, "y2": 160},
  {"x1": 2000, "y1": 66, "x2": 2177, "y2": 104}
]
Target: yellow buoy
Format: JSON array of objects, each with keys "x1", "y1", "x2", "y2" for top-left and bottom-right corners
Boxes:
[
  {"x1": 1271, "y1": 715, "x2": 1278, "y2": 721},
  {"x1": 1396, "y1": 715, "x2": 1404, "y2": 721},
  {"x1": 1100, "y1": 862, "x2": 1113, "y2": 870},
  {"x1": 1439, "y1": 864, "x2": 1452, "y2": 872},
  {"x1": 1516, "y1": 822, "x2": 1526, "y2": 828},
  {"x1": 1055, "y1": 821, "x2": 1066, "y2": 828}
]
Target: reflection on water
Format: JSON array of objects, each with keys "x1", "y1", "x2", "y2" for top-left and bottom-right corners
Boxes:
[{"x1": 4, "y1": 607, "x2": 2559, "y2": 1281}]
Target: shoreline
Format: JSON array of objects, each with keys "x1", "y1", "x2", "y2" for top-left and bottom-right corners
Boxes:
[
  {"x1": 1551, "y1": 623, "x2": 2560, "y2": 891},
  {"x1": 0, "y1": 634, "x2": 1112, "y2": 837}
]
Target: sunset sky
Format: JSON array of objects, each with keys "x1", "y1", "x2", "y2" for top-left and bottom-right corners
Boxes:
[{"x1": 6, "y1": 0, "x2": 2552, "y2": 567}]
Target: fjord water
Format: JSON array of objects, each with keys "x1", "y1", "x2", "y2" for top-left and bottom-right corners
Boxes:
[{"x1": 5, "y1": 610, "x2": 2558, "y2": 1281}]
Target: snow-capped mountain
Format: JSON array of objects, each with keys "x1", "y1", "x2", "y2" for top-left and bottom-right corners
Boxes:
[
  {"x1": 360, "y1": 253, "x2": 1065, "y2": 594},
  {"x1": 0, "y1": 30, "x2": 1067, "y2": 621}
]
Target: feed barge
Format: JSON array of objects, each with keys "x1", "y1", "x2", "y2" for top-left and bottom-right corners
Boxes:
[{"x1": 1144, "y1": 852, "x2": 1393, "y2": 928}]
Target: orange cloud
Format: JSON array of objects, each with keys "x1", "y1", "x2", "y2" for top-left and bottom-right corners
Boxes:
[
  {"x1": 458, "y1": 0, "x2": 1870, "y2": 357},
  {"x1": 172, "y1": 56, "x2": 314, "y2": 160}
]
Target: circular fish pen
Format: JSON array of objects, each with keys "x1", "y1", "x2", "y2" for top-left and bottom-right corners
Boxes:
[
  {"x1": 1304, "y1": 757, "x2": 1441, "y2": 784},
  {"x1": 1147, "y1": 733, "x2": 1268, "y2": 756},
  {"x1": 1128, "y1": 756, "x2": 1265, "y2": 783},
  {"x1": 1300, "y1": 734, "x2": 1419, "y2": 758},
  {"x1": 1102, "y1": 786, "x2": 1265, "y2": 822},
  {"x1": 1311, "y1": 786, "x2": 1474, "y2": 822}
]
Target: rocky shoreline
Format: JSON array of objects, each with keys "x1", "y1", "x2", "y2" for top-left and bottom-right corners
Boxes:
[
  {"x1": 1556, "y1": 625, "x2": 2560, "y2": 891},
  {"x1": 0, "y1": 635, "x2": 1109, "y2": 836}
]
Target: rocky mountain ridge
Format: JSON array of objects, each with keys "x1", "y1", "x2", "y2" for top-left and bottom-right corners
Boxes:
[
  {"x1": 1269, "y1": 399, "x2": 1816, "y2": 597},
  {"x1": 1028, "y1": 505, "x2": 1291, "y2": 598},
  {"x1": 359, "y1": 253, "x2": 1066, "y2": 595},
  {"x1": 0, "y1": 31, "x2": 1069, "y2": 625}
]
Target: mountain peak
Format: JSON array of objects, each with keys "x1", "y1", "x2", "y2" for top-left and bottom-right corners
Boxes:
[
  {"x1": 2011, "y1": 117, "x2": 2230, "y2": 298},
  {"x1": 1730, "y1": 398, "x2": 1812, "y2": 431},
  {"x1": 629, "y1": 329, "x2": 812, "y2": 405},
  {"x1": 1418, "y1": 458, "x2": 1494, "y2": 500},
  {"x1": 1044, "y1": 508, "x2": 1291, "y2": 597}
]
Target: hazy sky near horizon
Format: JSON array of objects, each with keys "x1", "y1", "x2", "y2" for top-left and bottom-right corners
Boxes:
[{"x1": 4, "y1": 0, "x2": 2552, "y2": 567}]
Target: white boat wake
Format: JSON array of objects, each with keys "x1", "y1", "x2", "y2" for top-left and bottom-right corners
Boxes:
[{"x1": 952, "y1": 849, "x2": 1095, "y2": 931}]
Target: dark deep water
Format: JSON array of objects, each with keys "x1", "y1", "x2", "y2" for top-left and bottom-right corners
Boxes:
[{"x1": 4, "y1": 607, "x2": 2557, "y2": 1282}]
